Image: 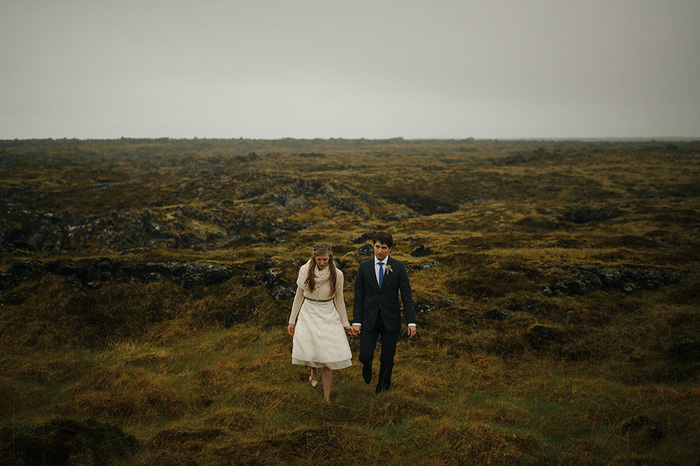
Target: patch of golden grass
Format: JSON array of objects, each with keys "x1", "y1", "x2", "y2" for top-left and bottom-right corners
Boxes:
[
  {"x1": 108, "y1": 341, "x2": 170, "y2": 365},
  {"x1": 391, "y1": 364, "x2": 454, "y2": 400},
  {"x1": 204, "y1": 407, "x2": 259, "y2": 431},
  {"x1": 55, "y1": 362, "x2": 192, "y2": 421},
  {"x1": 225, "y1": 382, "x2": 303, "y2": 412},
  {"x1": 190, "y1": 361, "x2": 241, "y2": 398},
  {"x1": 409, "y1": 419, "x2": 542, "y2": 465}
]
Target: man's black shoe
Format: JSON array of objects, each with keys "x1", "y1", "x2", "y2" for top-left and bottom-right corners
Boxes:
[
  {"x1": 362, "y1": 364, "x2": 372, "y2": 384},
  {"x1": 375, "y1": 379, "x2": 391, "y2": 394},
  {"x1": 375, "y1": 367, "x2": 388, "y2": 394}
]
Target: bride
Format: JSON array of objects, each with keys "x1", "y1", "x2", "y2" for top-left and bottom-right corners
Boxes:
[{"x1": 287, "y1": 242, "x2": 354, "y2": 402}]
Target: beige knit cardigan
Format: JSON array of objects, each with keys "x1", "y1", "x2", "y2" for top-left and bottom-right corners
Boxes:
[{"x1": 288, "y1": 268, "x2": 350, "y2": 327}]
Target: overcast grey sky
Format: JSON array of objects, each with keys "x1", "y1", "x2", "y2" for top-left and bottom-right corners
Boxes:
[{"x1": 1, "y1": 0, "x2": 699, "y2": 139}]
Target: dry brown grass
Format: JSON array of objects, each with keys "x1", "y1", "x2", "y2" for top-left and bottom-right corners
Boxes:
[{"x1": 1, "y1": 138, "x2": 699, "y2": 464}]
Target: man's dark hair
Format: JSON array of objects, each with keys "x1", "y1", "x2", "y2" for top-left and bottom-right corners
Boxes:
[{"x1": 373, "y1": 231, "x2": 393, "y2": 248}]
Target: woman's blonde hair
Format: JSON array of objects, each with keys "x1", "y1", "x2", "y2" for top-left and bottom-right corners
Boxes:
[{"x1": 305, "y1": 242, "x2": 337, "y2": 295}]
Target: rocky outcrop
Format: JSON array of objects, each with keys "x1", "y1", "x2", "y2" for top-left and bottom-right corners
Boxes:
[
  {"x1": 414, "y1": 302, "x2": 433, "y2": 314},
  {"x1": 356, "y1": 243, "x2": 373, "y2": 257},
  {"x1": 351, "y1": 232, "x2": 375, "y2": 244},
  {"x1": 437, "y1": 298, "x2": 453, "y2": 308},
  {"x1": 411, "y1": 245, "x2": 432, "y2": 257},
  {"x1": 0, "y1": 202, "x2": 311, "y2": 253},
  {"x1": 240, "y1": 259, "x2": 296, "y2": 300},
  {"x1": 1, "y1": 259, "x2": 235, "y2": 292},
  {"x1": 3, "y1": 207, "x2": 207, "y2": 253},
  {"x1": 541, "y1": 265, "x2": 682, "y2": 297},
  {"x1": 1, "y1": 178, "x2": 382, "y2": 254},
  {"x1": 263, "y1": 179, "x2": 366, "y2": 215}
]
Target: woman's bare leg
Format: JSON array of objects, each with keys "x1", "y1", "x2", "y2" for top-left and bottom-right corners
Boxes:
[{"x1": 322, "y1": 368, "x2": 333, "y2": 402}]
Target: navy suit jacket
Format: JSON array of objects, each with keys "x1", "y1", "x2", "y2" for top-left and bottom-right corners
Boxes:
[{"x1": 353, "y1": 256, "x2": 415, "y2": 332}]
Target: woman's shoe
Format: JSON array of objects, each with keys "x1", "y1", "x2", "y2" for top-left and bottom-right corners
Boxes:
[{"x1": 309, "y1": 369, "x2": 319, "y2": 387}]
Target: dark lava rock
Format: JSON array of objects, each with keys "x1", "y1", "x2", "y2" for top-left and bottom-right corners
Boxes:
[
  {"x1": 241, "y1": 274, "x2": 263, "y2": 287},
  {"x1": 2, "y1": 258, "x2": 235, "y2": 291},
  {"x1": 270, "y1": 285, "x2": 296, "y2": 300},
  {"x1": 116, "y1": 263, "x2": 171, "y2": 284},
  {"x1": 241, "y1": 264, "x2": 296, "y2": 300},
  {"x1": 356, "y1": 243, "x2": 373, "y2": 257},
  {"x1": 414, "y1": 302, "x2": 433, "y2": 314},
  {"x1": 351, "y1": 232, "x2": 375, "y2": 244},
  {"x1": 178, "y1": 262, "x2": 234, "y2": 288},
  {"x1": 254, "y1": 259, "x2": 279, "y2": 271},
  {"x1": 264, "y1": 179, "x2": 362, "y2": 214},
  {"x1": 0, "y1": 262, "x2": 44, "y2": 290},
  {"x1": 542, "y1": 265, "x2": 682, "y2": 297},
  {"x1": 261, "y1": 269, "x2": 284, "y2": 287},
  {"x1": 437, "y1": 298, "x2": 453, "y2": 308},
  {"x1": 411, "y1": 245, "x2": 432, "y2": 257},
  {"x1": 413, "y1": 262, "x2": 437, "y2": 271}
]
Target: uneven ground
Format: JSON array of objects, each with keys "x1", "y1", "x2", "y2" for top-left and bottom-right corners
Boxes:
[{"x1": 1, "y1": 138, "x2": 699, "y2": 465}]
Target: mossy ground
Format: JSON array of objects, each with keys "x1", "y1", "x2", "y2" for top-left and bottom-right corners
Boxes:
[{"x1": 1, "y1": 138, "x2": 699, "y2": 464}]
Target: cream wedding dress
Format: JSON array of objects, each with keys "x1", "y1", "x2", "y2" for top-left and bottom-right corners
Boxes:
[{"x1": 289, "y1": 261, "x2": 352, "y2": 370}]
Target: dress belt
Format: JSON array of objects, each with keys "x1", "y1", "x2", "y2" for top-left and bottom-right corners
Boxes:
[{"x1": 305, "y1": 297, "x2": 334, "y2": 303}]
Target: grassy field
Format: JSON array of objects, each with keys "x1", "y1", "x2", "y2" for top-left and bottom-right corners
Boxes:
[{"x1": 1, "y1": 138, "x2": 699, "y2": 464}]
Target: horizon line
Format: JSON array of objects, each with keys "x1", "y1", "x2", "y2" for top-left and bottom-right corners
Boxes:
[{"x1": 2, "y1": 136, "x2": 699, "y2": 142}]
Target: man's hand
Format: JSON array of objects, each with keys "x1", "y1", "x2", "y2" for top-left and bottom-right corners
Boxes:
[
  {"x1": 407, "y1": 325, "x2": 417, "y2": 339},
  {"x1": 352, "y1": 324, "x2": 361, "y2": 336},
  {"x1": 287, "y1": 324, "x2": 295, "y2": 337}
]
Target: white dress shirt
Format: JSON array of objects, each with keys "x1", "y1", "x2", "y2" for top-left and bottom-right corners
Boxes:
[{"x1": 374, "y1": 256, "x2": 387, "y2": 285}]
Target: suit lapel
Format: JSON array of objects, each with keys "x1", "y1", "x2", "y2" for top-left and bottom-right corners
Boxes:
[{"x1": 382, "y1": 257, "x2": 393, "y2": 289}]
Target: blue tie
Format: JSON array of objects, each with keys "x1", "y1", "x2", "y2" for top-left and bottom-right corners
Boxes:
[{"x1": 378, "y1": 262, "x2": 384, "y2": 287}]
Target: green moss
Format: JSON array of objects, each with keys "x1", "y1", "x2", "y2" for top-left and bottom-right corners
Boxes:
[{"x1": 1, "y1": 138, "x2": 699, "y2": 464}]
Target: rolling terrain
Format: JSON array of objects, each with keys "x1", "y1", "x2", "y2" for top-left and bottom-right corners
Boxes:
[{"x1": 1, "y1": 138, "x2": 699, "y2": 465}]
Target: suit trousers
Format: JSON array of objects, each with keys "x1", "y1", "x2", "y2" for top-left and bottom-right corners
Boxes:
[{"x1": 359, "y1": 312, "x2": 398, "y2": 387}]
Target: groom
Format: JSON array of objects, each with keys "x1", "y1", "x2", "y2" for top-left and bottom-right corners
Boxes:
[{"x1": 352, "y1": 231, "x2": 416, "y2": 394}]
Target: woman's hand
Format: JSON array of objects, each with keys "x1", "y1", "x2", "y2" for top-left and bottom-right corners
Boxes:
[
  {"x1": 287, "y1": 324, "x2": 295, "y2": 337},
  {"x1": 345, "y1": 326, "x2": 355, "y2": 336}
]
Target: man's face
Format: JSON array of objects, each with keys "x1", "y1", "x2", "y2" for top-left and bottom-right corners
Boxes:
[{"x1": 374, "y1": 242, "x2": 391, "y2": 261}]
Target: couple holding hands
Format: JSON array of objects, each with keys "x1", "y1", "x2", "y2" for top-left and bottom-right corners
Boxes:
[{"x1": 287, "y1": 231, "x2": 416, "y2": 402}]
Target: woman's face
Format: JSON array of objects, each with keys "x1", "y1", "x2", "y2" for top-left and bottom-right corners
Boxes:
[{"x1": 315, "y1": 254, "x2": 330, "y2": 269}]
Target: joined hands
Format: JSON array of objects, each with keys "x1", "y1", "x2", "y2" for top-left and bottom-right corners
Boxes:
[{"x1": 291, "y1": 324, "x2": 413, "y2": 338}]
